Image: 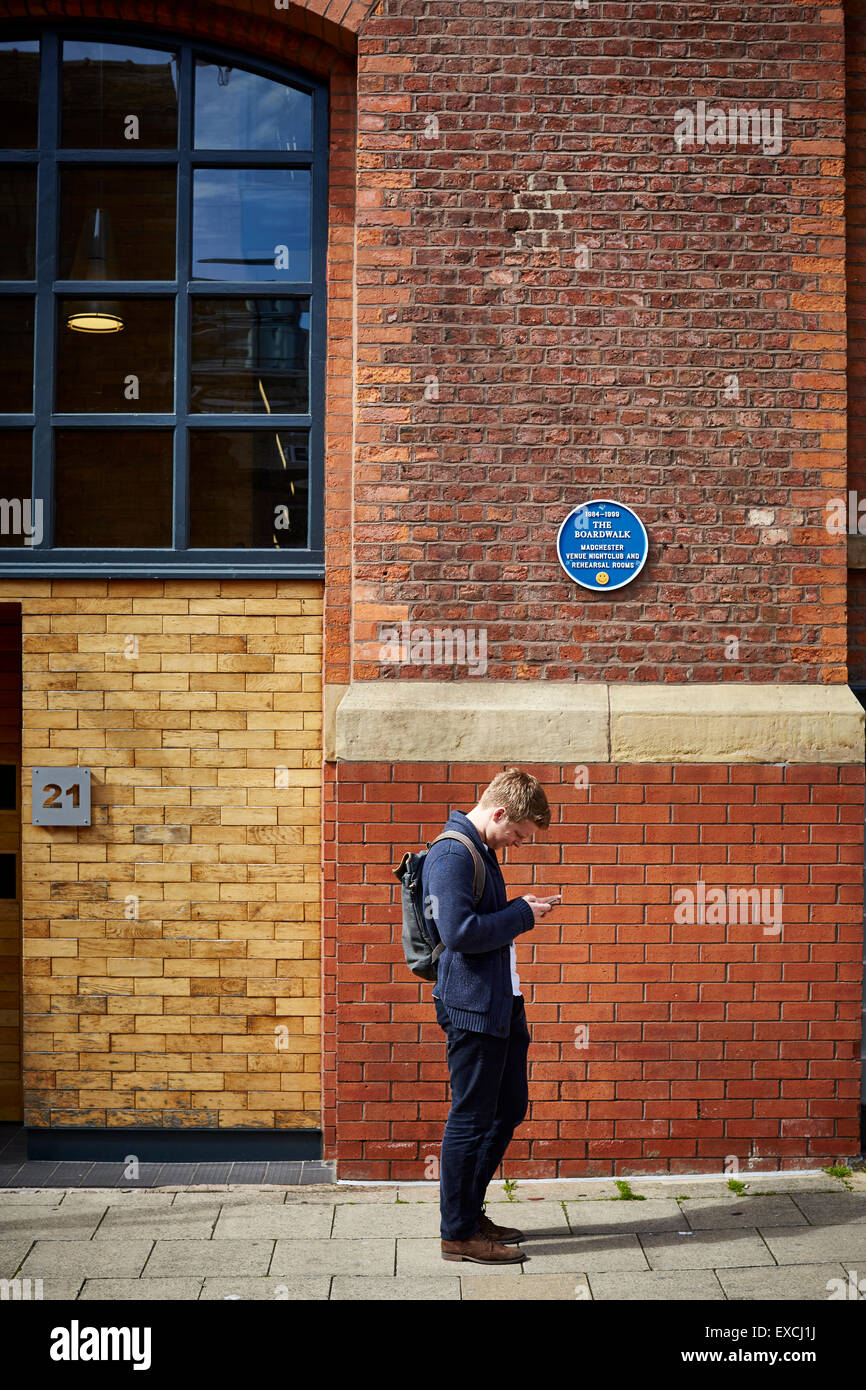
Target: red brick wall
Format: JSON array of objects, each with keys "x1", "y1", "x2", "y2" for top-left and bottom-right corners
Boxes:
[
  {"x1": 354, "y1": 2, "x2": 848, "y2": 684},
  {"x1": 323, "y1": 762, "x2": 864, "y2": 1177},
  {"x1": 848, "y1": 0, "x2": 866, "y2": 680}
]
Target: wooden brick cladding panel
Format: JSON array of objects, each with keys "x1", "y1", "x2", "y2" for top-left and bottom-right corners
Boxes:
[
  {"x1": 324, "y1": 761, "x2": 864, "y2": 1179},
  {"x1": 0, "y1": 608, "x2": 22, "y2": 1121},
  {"x1": 2, "y1": 579, "x2": 323, "y2": 1131}
]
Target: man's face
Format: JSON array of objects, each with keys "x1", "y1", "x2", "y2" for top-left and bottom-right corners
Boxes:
[{"x1": 486, "y1": 808, "x2": 538, "y2": 852}]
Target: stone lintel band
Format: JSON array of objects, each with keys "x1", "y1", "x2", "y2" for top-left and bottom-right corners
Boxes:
[{"x1": 326, "y1": 682, "x2": 865, "y2": 765}]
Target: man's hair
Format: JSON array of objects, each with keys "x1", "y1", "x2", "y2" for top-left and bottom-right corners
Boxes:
[{"x1": 478, "y1": 767, "x2": 551, "y2": 829}]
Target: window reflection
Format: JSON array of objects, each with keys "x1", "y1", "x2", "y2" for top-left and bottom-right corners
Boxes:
[
  {"x1": 0, "y1": 300, "x2": 34, "y2": 411},
  {"x1": 194, "y1": 60, "x2": 311, "y2": 150},
  {"x1": 190, "y1": 299, "x2": 309, "y2": 413},
  {"x1": 60, "y1": 168, "x2": 176, "y2": 281},
  {"x1": 54, "y1": 431, "x2": 172, "y2": 547},
  {"x1": 0, "y1": 41, "x2": 40, "y2": 148},
  {"x1": 0, "y1": 169, "x2": 36, "y2": 280},
  {"x1": 62, "y1": 41, "x2": 178, "y2": 148},
  {"x1": 189, "y1": 430, "x2": 308, "y2": 548},
  {"x1": 57, "y1": 299, "x2": 174, "y2": 411},
  {"x1": 192, "y1": 170, "x2": 310, "y2": 282},
  {"x1": 0, "y1": 433, "x2": 34, "y2": 548}
]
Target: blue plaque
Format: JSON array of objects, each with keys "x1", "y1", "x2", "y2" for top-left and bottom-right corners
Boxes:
[{"x1": 556, "y1": 498, "x2": 648, "y2": 592}]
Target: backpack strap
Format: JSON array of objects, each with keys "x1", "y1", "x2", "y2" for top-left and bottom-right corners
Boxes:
[{"x1": 430, "y1": 830, "x2": 487, "y2": 903}]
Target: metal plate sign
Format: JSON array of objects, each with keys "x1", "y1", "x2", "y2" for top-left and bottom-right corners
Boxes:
[
  {"x1": 32, "y1": 767, "x2": 91, "y2": 826},
  {"x1": 556, "y1": 498, "x2": 649, "y2": 592}
]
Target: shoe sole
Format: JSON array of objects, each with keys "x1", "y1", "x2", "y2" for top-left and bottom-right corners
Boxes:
[{"x1": 442, "y1": 1252, "x2": 525, "y2": 1264}]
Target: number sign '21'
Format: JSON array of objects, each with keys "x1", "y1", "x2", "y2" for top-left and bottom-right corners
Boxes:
[{"x1": 32, "y1": 768, "x2": 91, "y2": 826}]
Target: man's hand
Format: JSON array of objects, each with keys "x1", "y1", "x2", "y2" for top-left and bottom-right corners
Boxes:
[{"x1": 522, "y1": 894, "x2": 559, "y2": 922}]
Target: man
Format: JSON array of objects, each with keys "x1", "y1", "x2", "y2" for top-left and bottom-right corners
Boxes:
[{"x1": 422, "y1": 766, "x2": 558, "y2": 1265}]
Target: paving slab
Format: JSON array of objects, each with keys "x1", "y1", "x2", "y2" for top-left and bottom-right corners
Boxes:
[
  {"x1": 0, "y1": 1191, "x2": 65, "y2": 1208},
  {"x1": 40, "y1": 1279, "x2": 85, "y2": 1300},
  {"x1": 20, "y1": 1240, "x2": 153, "y2": 1279},
  {"x1": 587, "y1": 1269, "x2": 726, "y2": 1300},
  {"x1": 331, "y1": 1186, "x2": 409, "y2": 1203},
  {"x1": 517, "y1": 1233, "x2": 650, "y2": 1274},
  {"x1": 53, "y1": 1191, "x2": 176, "y2": 1211},
  {"x1": 628, "y1": 1176, "x2": 840, "y2": 1199},
  {"x1": 482, "y1": 1200, "x2": 572, "y2": 1234},
  {"x1": 283, "y1": 1188, "x2": 340, "y2": 1205},
  {"x1": 95, "y1": 1202, "x2": 222, "y2": 1240},
  {"x1": 171, "y1": 1190, "x2": 287, "y2": 1206},
  {"x1": 330, "y1": 1275, "x2": 460, "y2": 1300},
  {"x1": 760, "y1": 1224, "x2": 866, "y2": 1263},
  {"x1": 484, "y1": 1181, "x2": 625, "y2": 1201},
  {"x1": 143, "y1": 1239, "x2": 274, "y2": 1278},
  {"x1": 201, "y1": 1277, "x2": 330, "y2": 1300},
  {"x1": 213, "y1": 1204, "x2": 333, "y2": 1240},
  {"x1": 78, "y1": 1278, "x2": 204, "y2": 1300},
  {"x1": 331, "y1": 1203, "x2": 443, "y2": 1238},
  {"x1": 460, "y1": 1273, "x2": 585, "y2": 1300},
  {"x1": 0, "y1": 1240, "x2": 35, "y2": 1277},
  {"x1": 562, "y1": 1198, "x2": 683, "y2": 1234},
  {"x1": 0, "y1": 1207, "x2": 103, "y2": 1240},
  {"x1": 640, "y1": 1229, "x2": 776, "y2": 1270},
  {"x1": 270, "y1": 1237, "x2": 395, "y2": 1277},
  {"x1": 716, "y1": 1263, "x2": 854, "y2": 1301},
  {"x1": 789, "y1": 1193, "x2": 866, "y2": 1226},
  {"x1": 679, "y1": 1195, "x2": 808, "y2": 1230}
]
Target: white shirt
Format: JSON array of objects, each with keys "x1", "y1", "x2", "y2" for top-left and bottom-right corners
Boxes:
[
  {"x1": 474, "y1": 823, "x2": 522, "y2": 996},
  {"x1": 510, "y1": 940, "x2": 521, "y2": 996}
]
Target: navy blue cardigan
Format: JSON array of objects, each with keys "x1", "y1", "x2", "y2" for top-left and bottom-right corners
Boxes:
[{"x1": 423, "y1": 809, "x2": 535, "y2": 1036}]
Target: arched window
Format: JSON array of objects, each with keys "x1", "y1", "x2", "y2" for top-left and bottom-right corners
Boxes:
[{"x1": 0, "y1": 27, "x2": 327, "y2": 575}]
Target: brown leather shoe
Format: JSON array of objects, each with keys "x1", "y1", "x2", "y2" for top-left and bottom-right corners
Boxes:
[
  {"x1": 441, "y1": 1233, "x2": 526, "y2": 1264},
  {"x1": 477, "y1": 1211, "x2": 524, "y2": 1244}
]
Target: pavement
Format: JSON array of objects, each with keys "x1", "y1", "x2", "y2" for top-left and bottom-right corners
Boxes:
[{"x1": 2, "y1": 1165, "x2": 866, "y2": 1301}]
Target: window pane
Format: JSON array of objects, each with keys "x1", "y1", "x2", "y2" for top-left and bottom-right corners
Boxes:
[
  {"x1": 56, "y1": 298, "x2": 174, "y2": 412},
  {"x1": 55, "y1": 430, "x2": 172, "y2": 547},
  {"x1": 60, "y1": 168, "x2": 176, "y2": 281},
  {"x1": 194, "y1": 60, "x2": 311, "y2": 150},
  {"x1": 189, "y1": 430, "x2": 308, "y2": 548},
  {"x1": 0, "y1": 299, "x2": 34, "y2": 411},
  {"x1": 0, "y1": 433, "x2": 34, "y2": 548},
  {"x1": 0, "y1": 168, "x2": 36, "y2": 279},
  {"x1": 192, "y1": 170, "x2": 310, "y2": 282},
  {"x1": 0, "y1": 40, "x2": 40, "y2": 149},
  {"x1": 190, "y1": 299, "x2": 309, "y2": 413},
  {"x1": 62, "y1": 41, "x2": 178, "y2": 148}
]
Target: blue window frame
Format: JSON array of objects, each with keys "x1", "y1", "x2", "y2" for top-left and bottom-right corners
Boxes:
[{"x1": 0, "y1": 25, "x2": 327, "y2": 576}]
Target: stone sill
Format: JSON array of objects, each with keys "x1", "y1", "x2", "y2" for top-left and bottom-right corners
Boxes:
[{"x1": 325, "y1": 682, "x2": 865, "y2": 765}]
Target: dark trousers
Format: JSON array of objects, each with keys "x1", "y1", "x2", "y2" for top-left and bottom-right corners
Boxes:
[{"x1": 434, "y1": 991, "x2": 530, "y2": 1241}]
